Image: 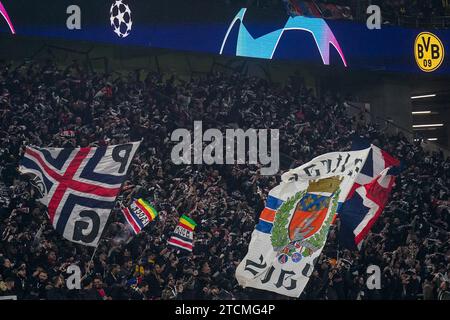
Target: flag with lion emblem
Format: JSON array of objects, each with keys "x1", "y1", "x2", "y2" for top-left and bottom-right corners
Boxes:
[{"x1": 235, "y1": 148, "x2": 371, "y2": 297}]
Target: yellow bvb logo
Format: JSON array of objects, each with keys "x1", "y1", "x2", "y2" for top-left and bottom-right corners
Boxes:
[{"x1": 414, "y1": 32, "x2": 445, "y2": 72}]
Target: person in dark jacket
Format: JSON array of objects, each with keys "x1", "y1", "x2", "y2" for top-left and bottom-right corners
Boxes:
[
  {"x1": 29, "y1": 270, "x2": 49, "y2": 300},
  {"x1": 46, "y1": 275, "x2": 67, "y2": 300},
  {"x1": 78, "y1": 277, "x2": 102, "y2": 300},
  {"x1": 105, "y1": 264, "x2": 122, "y2": 287},
  {"x1": 144, "y1": 264, "x2": 163, "y2": 298},
  {"x1": 13, "y1": 264, "x2": 28, "y2": 299},
  {"x1": 130, "y1": 281, "x2": 149, "y2": 300}
]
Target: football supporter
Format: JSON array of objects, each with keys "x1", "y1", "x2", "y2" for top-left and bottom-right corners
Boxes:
[{"x1": 0, "y1": 59, "x2": 449, "y2": 300}]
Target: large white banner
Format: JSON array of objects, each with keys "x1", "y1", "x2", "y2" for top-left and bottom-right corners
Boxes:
[{"x1": 235, "y1": 148, "x2": 371, "y2": 297}]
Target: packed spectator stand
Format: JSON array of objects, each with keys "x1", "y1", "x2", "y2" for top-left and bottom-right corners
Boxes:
[
  {"x1": 0, "y1": 59, "x2": 449, "y2": 300},
  {"x1": 229, "y1": 0, "x2": 450, "y2": 28}
]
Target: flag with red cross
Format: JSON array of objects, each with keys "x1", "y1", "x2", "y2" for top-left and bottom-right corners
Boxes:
[{"x1": 19, "y1": 142, "x2": 141, "y2": 247}]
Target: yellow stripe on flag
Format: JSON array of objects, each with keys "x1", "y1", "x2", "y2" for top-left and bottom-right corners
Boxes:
[
  {"x1": 180, "y1": 215, "x2": 196, "y2": 230},
  {"x1": 137, "y1": 199, "x2": 158, "y2": 220}
]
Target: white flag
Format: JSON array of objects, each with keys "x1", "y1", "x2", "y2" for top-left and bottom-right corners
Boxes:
[
  {"x1": 19, "y1": 142, "x2": 141, "y2": 247},
  {"x1": 235, "y1": 148, "x2": 371, "y2": 297}
]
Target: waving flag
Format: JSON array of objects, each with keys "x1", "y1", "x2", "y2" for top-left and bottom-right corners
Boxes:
[
  {"x1": 236, "y1": 148, "x2": 371, "y2": 297},
  {"x1": 168, "y1": 215, "x2": 197, "y2": 252},
  {"x1": 121, "y1": 198, "x2": 158, "y2": 235},
  {"x1": 284, "y1": 0, "x2": 352, "y2": 20},
  {"x1": 316, "y1": 2, "x2": 353, "y2": 19},
  {"x1": 338, "y1": 144, "x2": 400, "y2": 250},
  {"x1": 19, "y1": 142, "x2": 141, "y2": 247},
  {"x1": 347, "y1": 144, "x2": 400, "y2": 198},
  {"x1": 284, "y1": 0, "x2": 321, "y2": 18}
]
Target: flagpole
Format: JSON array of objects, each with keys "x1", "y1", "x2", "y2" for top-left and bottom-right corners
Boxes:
[
  {"x1": 86, "y1": 140, "x2": 142, "y2": 268},
  {"x1": 82, "y1": 239, "x2": 103, "y2": 281},
  {"x1": 89, "y1": 242, "x2": 100, "y2": 265},
  {"x1": 90, "y1": 140, "x2": 144, "y2": 272}
]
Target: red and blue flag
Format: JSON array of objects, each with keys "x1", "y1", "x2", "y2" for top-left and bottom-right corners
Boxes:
[
  {"x1": 338, "y1": 144, "x2": 400, "y2": 250},
  {"x1": 19, "y1": 142, "x2": 141, "y2": 247}
]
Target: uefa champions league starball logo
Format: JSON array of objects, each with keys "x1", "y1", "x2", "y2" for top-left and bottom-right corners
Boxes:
[{"x1": 110, "y1": 0, "x2": 132, "y2": 38}]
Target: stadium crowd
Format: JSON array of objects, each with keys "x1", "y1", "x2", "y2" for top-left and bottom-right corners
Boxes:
[
  {"x1": 246, "y1": 0, "x2": 450, "y2": 23},
  {"x1": 321, "y1": 0, "x2": 450, "y2": 19},
  {"x1": 373, "y1": 0, "x2": 450, "y2": 20},
  {"x1": 0, "y1": 58, "x2": 449, "y2": 300}
]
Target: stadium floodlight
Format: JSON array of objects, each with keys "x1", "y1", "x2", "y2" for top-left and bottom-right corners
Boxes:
[
  {"x1": 412, "y1": 124, "x2": 444, "y2": 128},
  {"x1": 412, "y1": 111, "x2": 432, "y2": 115},
  {"x1": 411, "y1": 94, "x2": 436, "y2": 99}
]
